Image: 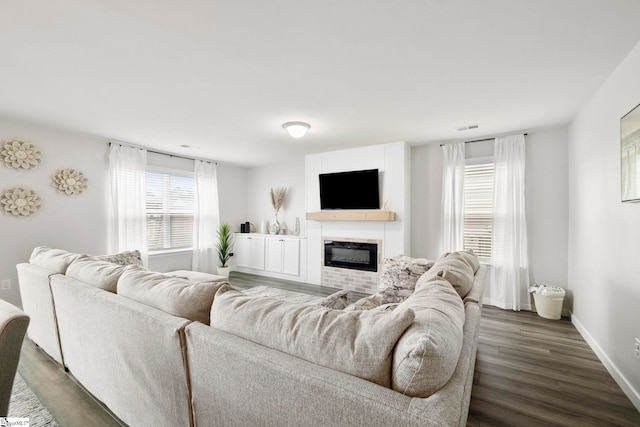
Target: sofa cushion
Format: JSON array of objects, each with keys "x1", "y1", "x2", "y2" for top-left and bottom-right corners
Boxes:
[
  {"x1": 376, "y1": 255, "x2": 434, "y2": 304},
  {"x1": 118, "y1": 266, "x2": 226, "y2": 325},
  {"x1": 96, "y1": 250, "x2": 143, "y2": 266},
  {"x1": 419, "y1": 253, "x2": 475, "y2": 299},
  {"x1": 210, "y1": 284, "x2": 415, "y2": 388},
  {"x1": 443, "y1": 250, "x2": 480, "y2": 273},
  {"x1": 320, "y1": 289, "x2": 351, "y2": 309},
  {"x1": 29, "y1": 246, "x2": 82, "y2": 274},
  {"x1": 391, "y1": 277, "x2": 465, "y2": 398},
  {"x1": 66, "y1": 255, "x2": 128, "y2": 293},
  {"x1": 344, "y1": 294, "x2": 381, "y2": 311}
]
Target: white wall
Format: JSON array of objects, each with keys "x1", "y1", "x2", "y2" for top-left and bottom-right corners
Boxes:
[
  {"x1": 568, "y1": 39, "x2": 640, "y2": 409},
  {"x1": 0, "y1": 118, "x2": 249, "y2": 297},
  {"x1": 0, "y1": 119, "x2": 109, "y2": 306},
  {"x1": 411, "y1": 127, "x2": 569, "y2": 303},
  {"x1": 246, "y1": 158, "x2": 306, "y2": 236}
]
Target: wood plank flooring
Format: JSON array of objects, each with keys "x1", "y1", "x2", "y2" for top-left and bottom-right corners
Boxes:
[
  {"x1": 15, "y1": 272, "x2": 640, "y2": 426},
  {"x1": 467, "y1": 307, "x2": 640, "y2": 426}
]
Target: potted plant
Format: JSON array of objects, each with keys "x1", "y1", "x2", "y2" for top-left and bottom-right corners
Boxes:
[{"x1": 216, "y1": 222, "x2": 234, "y2": 278}]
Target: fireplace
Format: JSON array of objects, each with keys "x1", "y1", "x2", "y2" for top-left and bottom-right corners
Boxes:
[{"x1": 324, "y1": 240, "x2": 378, "y2": 272}]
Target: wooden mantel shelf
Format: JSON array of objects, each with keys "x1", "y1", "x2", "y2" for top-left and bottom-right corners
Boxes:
[{"x1": 306, "y1": 211, "x2": 396, "y2": 222}]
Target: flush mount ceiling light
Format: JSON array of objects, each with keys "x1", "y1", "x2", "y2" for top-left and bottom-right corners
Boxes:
[{"x1": 282, "y1": 122, "x2": 310, "y2": 139}]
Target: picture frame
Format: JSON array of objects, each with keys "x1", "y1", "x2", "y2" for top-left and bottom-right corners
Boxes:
[{"x1": 621, "y1": 103, "x2": 640, "y2": 202}]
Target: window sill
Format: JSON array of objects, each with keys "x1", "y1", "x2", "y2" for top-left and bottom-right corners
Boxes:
[{"x1": 149, "y1": 248, "x2": 193, "y2": 257}]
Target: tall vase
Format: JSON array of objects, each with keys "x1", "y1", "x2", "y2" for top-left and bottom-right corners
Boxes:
[
  {"x1": 293, "y1": 217, "x2": 300, "y2": 236},
  {"x1": 270, "y1": 214, "x2": 280, "y2": 235}
]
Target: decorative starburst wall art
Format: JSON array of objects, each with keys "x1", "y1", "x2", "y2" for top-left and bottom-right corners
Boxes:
[
  {"x1": 1, "y1": 140, "x2": 41, "y2": 170},
  {"x1": 1, "y1": 188, "x2": 41, "y2": 217},
  {"x1": 52, "y1": 168, "x2": 88, "y2": 195}
]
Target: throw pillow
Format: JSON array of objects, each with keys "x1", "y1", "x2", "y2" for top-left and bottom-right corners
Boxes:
[
  {"x1": 320, "y1": 289, "x2": 351, "y2": 309},
  {"x1": 210, "y1": 284, "x2": 415, "y2": 388},
  {"x1": 96, "y1": 250, "x2": 143, "y2": 266},
  {"x1": 344, "y1": 294, "x2": 381, "y2": 311},
  {"x1": 376, "y1": 255, "x2": 435, "y2": 304}
]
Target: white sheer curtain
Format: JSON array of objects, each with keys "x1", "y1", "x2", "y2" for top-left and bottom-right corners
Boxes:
[
  {"x1": 490, "y1": 134, "x2": 530, "y2": 310},
  {"x1": 192, "y1": 160, "x2": 220, "y2": 273},
  {"x1": 441, "y1": 141, "x2": 466, "y2": 253},
  {"x1": 108, "y1": 144, "x2": 148, "y2": 265}
]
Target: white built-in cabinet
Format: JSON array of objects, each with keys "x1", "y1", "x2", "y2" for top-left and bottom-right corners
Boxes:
[
  {"x1": 265, "y1": 237, "x2": 300, "y2": 276},
  {"x1": 235, "y1": 234, "x2": 302, "y2": 278},
  {"x1": 235, "y1": 235, "x2": 265, "y2": 270}
]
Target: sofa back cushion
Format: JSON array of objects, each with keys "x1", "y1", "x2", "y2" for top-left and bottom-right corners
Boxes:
[
  {"x1": 376, "y1": 255, "x2": 434, "y2": 304},
  {"x1": 66, "y1": 256, "x2": 128, "y2": 293},
  {"x1": 443, "y1": 250, "x2": 480, "y2": 273},
  {"x1": 210, "y1": 284, "x2": 415, "y2": 388},
  {"x1": 391, "y1": 277, "x2": 465, "y2": 398},
  {"x1": 419, "y1": 253, "x2": 475, "y2": 299},
  {"x1": 29, "y1": 246, "x2": 81, "y2": 274},
  {"x1": 118, "y1": 266, "x2": 225, "y2": 325}
]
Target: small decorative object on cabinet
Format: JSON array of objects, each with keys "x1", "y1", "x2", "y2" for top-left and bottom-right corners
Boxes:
[
  {"x1": 1, "y1": 140, "x2": 41, "y2": 170},
  {"x1": 293, "y1": 217, "x2": 300, "y2": 236},
  {"x1": 270, "y1": 187, "x2": 286, "y2": 235},
  {"x1": 1, "y1": 187, "x2": 41, "y2": 217},
  {"x1": 215, "y1": 222, "x2": 234, "y2": 278},
  {"x1": 52, "y1": 168, "x2": 88, "y2": 195},
  {"x1": 260, "y1": 219, "x2": 269, "y2": 234}
]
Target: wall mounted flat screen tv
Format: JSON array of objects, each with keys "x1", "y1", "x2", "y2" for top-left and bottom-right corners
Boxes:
[{"x1": 319, "y1": 169, "x2": 380, "y2": 209}]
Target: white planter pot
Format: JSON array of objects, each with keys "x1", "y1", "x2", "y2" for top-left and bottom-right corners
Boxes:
[{"x1": 217, "y1": 266, "x2": 230, "y2": 278}]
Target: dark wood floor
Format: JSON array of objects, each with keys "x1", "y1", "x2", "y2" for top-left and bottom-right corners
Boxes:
[
  {"x1": 16, "y1": 272, "x2": 640, "y2": 426},
  {"x1": 467, "y1": 307, "x2": 640, "y2": 426}
]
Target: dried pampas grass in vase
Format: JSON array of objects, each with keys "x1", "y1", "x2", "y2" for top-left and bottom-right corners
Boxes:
[{"x1": 270, "y1": 187, "x2": 287, "y2": 234}]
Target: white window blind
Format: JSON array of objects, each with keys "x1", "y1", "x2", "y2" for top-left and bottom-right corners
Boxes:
[
  {"x1": 146, "y1": 169, "x2": 195, "y2": 251},
  {"x1": 463, "y1": 162, "x2": 494, "y2": 260}
]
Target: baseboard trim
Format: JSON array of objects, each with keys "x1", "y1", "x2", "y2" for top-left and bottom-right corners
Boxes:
[{"x1": 571, "y1": 313, "x2": 640, "y2": 412}]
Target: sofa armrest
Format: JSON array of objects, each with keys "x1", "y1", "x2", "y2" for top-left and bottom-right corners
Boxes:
[{"x1": 16, "y1": 263, "x2": 64, "y2": 364}]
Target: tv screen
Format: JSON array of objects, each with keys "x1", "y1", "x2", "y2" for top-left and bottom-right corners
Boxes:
[{"x1": 319, "y1": 169, "x2": 380, "y2": 209}]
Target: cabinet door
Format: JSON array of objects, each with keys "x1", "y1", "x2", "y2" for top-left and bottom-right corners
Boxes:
[
  {"x1": 236, "y1": 235, "x2": 265, "y2": 270},
  {"x1": 235, "y1": 235, "x2": 252, "y2": 268},
  {"x1": 281, "y1": 239, "x2": 300, "y2": 276},
  {"x1": 265, "y1": 238, "x2": 283, "y2": 273},
  {"x1": 248, "y1": 236, "x2": 265, "y2": 270}
]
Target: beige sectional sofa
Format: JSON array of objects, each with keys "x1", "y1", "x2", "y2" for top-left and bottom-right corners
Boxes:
[{"x1": 17, "y1": 247, "x2": 486, "y2": 427}]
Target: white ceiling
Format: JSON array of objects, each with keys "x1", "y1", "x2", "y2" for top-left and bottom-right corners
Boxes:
[{"x1": 2, "y1": 0, "x2": 640, "y2": 167}]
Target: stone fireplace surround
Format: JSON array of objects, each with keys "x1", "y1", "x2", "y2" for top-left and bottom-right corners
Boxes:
[{"x1": 321, "y1": 237, "x2": 381, "y2": 295}]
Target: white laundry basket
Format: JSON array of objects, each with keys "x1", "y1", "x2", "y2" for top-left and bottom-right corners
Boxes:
[{"x1": 531, "y1": 285, "x2": 565, "y2": 320}]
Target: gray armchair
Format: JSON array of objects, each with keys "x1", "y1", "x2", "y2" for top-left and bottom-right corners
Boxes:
[{"x1": 0, "y1": 299, "x2": 30, "y2": 416}]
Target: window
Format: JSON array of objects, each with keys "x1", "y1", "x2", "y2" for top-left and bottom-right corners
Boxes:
[
  {"x1": 463, "y1": 161, "x2": 494, "y2": 260},
  {"x1": 146, "y1": 168, "x2": 195, "y2": 251}
]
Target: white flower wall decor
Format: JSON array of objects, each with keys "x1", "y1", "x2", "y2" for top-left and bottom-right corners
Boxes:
[
  {"x1": 1, "y1": 140, "x2": 42, "y2": 170},
  {"x1": 1, "y1": 188, "x2": 41, "y2": 217},
  {"x1": 52, "y1": 168, "x2": 88, "y2": 195}
]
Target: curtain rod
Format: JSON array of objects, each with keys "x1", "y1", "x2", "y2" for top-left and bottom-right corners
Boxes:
[
  {"x1": 440, "y1": 133, "x2": 528, "y2": 147},
  {"x1": 108, "y1": 142, "x2": 217, "y2": 164}
]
